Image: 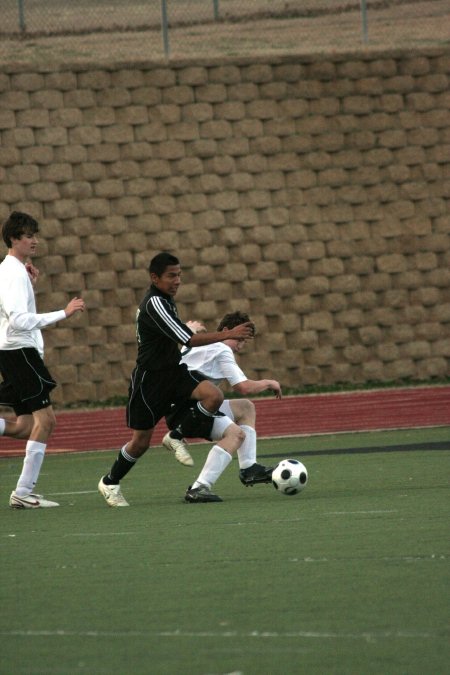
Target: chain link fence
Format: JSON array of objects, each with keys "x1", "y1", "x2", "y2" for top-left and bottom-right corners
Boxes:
[{"x1": 0, "y1": 0, "x2": 448, "y2": 63}]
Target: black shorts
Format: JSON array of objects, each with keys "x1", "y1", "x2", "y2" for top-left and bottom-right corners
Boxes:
[
  {"x1": 126, "y1": 363, "x2": 205, "y2": 431},
  {"x1": 0, "y1": 348, "x2": 56, "y2": 416}
]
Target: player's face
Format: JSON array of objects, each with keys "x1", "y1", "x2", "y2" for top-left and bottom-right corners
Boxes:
[
  {"x1": 222, "y1": 325, "x2": 249, "y2": 353},
  {"x1": 151, "y1": 264, "x2": 182, "y2": 297},
  {"x1": 230, "y1": 338, "x2": 246, "y2": 353},
  {"x1": 11, "y1": 232, "x2": 39, "y2": 261}
]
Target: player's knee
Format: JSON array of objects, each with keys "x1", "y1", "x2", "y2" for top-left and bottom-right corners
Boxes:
[
  {"x1": 225, "y1": 423, "x2": 245, "y2": 446},
  {"x1": 15, "y1": 417, "x2": 34, "y2": 438},
  {"x1": 48, "y1": 411, "x2": 57, "y2": 432},
  {"x1": 203, "y1": 389, "x2": 224, "y2": 413},
  {"x1": 35, "y1": 416, "x2": 55, "y2": 438},
  {"x1": 210, "y1": 387, "x2": 224, "y2": 410},
  {"x1": 232, "y1": 398, "x2": 255, "y2": 425},
  {"x1": 242, "y1": 399, "x2": 255, "y2": 417},
  {"x1": 237, "y1": 426, "x2": 246, "y2": 445}
]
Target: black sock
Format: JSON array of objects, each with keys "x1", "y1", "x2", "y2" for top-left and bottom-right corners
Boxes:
[
  {"x1": 170, "y1": 429, "x2": 184, "y2": 440},
  {"x1": 104, "y1": 448, "x2": 137, "y2": 484}
]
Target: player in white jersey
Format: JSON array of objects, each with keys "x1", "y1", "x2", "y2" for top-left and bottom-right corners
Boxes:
[
  {"x1": 163, "y1": 311, "x2": 282, "y2": 502},
  {"x1": 0, "y1": 212, "x2": 85, "y2": 508}
]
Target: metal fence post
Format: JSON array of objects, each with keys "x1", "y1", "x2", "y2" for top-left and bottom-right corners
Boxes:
[
  {"x1": 213, "y1": 0, "x2": 220, "y2": 21},
  {"x1": 360, "y1": 0, "x2": 368, "y2": 43},
  {"x1": 18, "y1": 0, "x2": 26, "y2": 33},
  {"x1": 161, "y1": 0, "x2": 170, "y2": 58}
]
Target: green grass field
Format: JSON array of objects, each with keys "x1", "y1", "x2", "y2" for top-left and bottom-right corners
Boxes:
[{"x1": 1, "y1": 427, "x2": 449, "y2": 675}]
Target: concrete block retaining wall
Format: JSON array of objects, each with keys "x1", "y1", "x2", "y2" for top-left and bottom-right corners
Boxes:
[{"x1": 0, "y1": 48, "x2": 449, "y2": 404}]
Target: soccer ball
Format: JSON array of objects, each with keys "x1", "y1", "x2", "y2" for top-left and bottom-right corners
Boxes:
[{"x1": 272, "y1": 459, "x2": 308, "y2": 496}]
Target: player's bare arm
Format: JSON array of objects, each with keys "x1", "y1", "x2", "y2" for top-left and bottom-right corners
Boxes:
[
  {"x1": 64, "y1": 297, "x2": 86, "y2": 317},
  {"x1": 233, "y1": 379, "x2": 282, "y2": 399},
  {"x1": 188, "y1": 321, "x2": 254, "y2": 347}
]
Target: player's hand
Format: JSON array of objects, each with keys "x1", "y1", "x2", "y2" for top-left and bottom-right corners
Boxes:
[
  {"x1": 229, "y1": 322, "x2": 254, "y2": 340},
  {"x1": 64, "y1": 297, "x2": 86, "y2": 317},
  {"x1": 25, "y1": 262, "x2": 39, "y2": 286},
  {"x1": 268, "y1": 380, "x2": 282, "y2": 399},
  {"x1": 187, "y1": 320, "x2": 207, "y2": 334}
]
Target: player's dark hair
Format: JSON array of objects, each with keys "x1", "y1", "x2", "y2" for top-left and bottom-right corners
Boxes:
[
  {"x1": 149, "y1": 252, "x2": 180, "y2": 277},
  {"x1": 217, "y1": 311, "x2": 256, "y2": 336},
  {"x1": 2, "y1": 211, "x2": 39, "y2": 248}
]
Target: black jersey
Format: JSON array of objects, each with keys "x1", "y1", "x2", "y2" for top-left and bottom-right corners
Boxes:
[{"x1": 135, "y1": 284, "x2": 193, "y2": 370}]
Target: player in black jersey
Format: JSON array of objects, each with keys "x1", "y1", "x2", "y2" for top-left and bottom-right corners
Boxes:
[{"x1": 98, "y1": 252, "x2": 254, "y2": 506}]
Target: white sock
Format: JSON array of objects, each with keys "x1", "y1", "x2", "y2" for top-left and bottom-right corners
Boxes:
[
  {"x1": 15, "y1": 440, "x2": 47, "y2": 496},
  {"x1": 0, "y1": 418, "x2": 5, "y2": 435},
  {"x1": 237, "y1": 425, "x2": 257, "y2": 468},
  {"x1": 193, "y1": 445, "x2": 232, "y2": 489}
]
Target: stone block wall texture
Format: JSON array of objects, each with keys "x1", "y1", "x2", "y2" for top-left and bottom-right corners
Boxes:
[{"x1": 0, "y1": 48, "x2": 449, "y2": 405}]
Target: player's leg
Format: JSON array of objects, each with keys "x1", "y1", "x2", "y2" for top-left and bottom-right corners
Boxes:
[
  {"x1": 164, "y1": 374, "x2": 224, "y2": 467},
  {"x1": 98, "y1": 366, "x2": 159, "y2": 507},
  {"x1": 29, "y1": 405, "x2": 56, "y2": 441},
  {"x1": 10, "y1": 406, "x2": 59, "y2": 508},
  {"x1": 3, "y1": 349, "x2": 60, "y2": 509},
  {"x1": 98, "y1": 429, "x2": 154, "y2": 507},
  {"x1": 163, "y1": 399, "x2": 195, "y2": 466},
  {"x1": 172, "y1": 379, "x2": 224, "y2": 437},
  {"x1": 230, "y1": 398, "x2": 256, "y2": 427},
  {"x1": 229, "y1": 399, "x2": 257, "y2": 467},
  {"x1": 190, "y1": 378, "x2": 224, "y2": 413},
  {"x1": 13, "y1": 406, "x2": 55, "y2": 488},
  {"x1": 227, "y1": 399, "x2": 273, "y2": 487},
  {"x1": 0, "y1": 379, "x2": 34, "y2": 439},
  {"x1": 184, "y1": 417, "x2": 244, "y2": 504},
  {"x1": 0, "y1": 414, "x2": 33, "y2": 439}
]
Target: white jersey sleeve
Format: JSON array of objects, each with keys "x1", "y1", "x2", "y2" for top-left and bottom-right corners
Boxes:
[
  {"x1": 9, "y1": 307, "x2": 67, "y2": 332},
  {"x1": 181, "y1": 342, "x2": 247, "y2": 387},
  {"x1": 0, "y1": 255, "x2": 65, "y2": 354}
]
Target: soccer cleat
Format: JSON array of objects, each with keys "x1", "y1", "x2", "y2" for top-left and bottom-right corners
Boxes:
[
  {"x1": 162, "y1": 432, "x2": 194, "y2": 467},
  {"x1": 184, "y1": 484, "x2": 223, "y2": 503},
  {"x1": 9, "y1": 492, "x2": 59, "y2": 509},
  {"x1": 98, "y1": 477, "x2": 129, "y2": 507},
  {"x1": 239, "y1": 463, "x2": 274, "y2": 487}
]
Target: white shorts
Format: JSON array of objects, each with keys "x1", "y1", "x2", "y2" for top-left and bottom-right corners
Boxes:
[{"x1": 210, "y1": 399, "x2": 234, "y2": 440}]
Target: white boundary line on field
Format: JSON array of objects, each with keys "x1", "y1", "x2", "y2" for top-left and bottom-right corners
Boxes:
[
  {"x1": 0, "y1": 629, "x2": 441, "y2": 641},
  {"x1": 63, "y1": 532, "x2": 138, "y2": 537},
  {"x1": 325, "y1": 510, "x2": 398, "y2": 514},
  {"x1": 48, "y1": 490, "x2": 98, "y2": 495}
]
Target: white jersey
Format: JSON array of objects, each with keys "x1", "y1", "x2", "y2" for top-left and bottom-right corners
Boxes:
[
  {"x1": 180, "y1": 341, "x2": 246, "y2": 387},
  {"x1": 0, "y1": 255, "x2": 66, "y2": 357}
]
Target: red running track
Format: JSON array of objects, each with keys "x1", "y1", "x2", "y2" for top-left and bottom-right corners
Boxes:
[{"x1": 0, "y1": 386, "x2": 449, "y2": 458}]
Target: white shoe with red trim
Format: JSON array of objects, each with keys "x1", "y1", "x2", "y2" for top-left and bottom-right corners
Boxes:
[{"x1": 9, "y1": 492, "x2": 59, "y2": 509}]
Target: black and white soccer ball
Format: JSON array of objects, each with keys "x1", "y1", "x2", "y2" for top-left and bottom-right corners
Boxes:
[{"x1": 272, "y1": 459, "x2": 308, "y2": 496}]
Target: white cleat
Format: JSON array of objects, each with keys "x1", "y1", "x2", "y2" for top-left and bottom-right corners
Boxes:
[
  {"x1": 9, "y1": 492, "x2": 59, "y2": 509},
  {"x1": 162, "y1": 432, "x2": 194, "y2": 467},
  {"x1": 98, "y1": 477, "x2": 129, "y2": 507}
]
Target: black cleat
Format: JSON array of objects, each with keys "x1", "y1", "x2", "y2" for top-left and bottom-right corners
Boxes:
[
  {"x1": 184, "y1": 484, "x2": 223, "y2": 503},
  {"x1": 239, "y1": 463, "x2": 274, "y2": 486}
]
